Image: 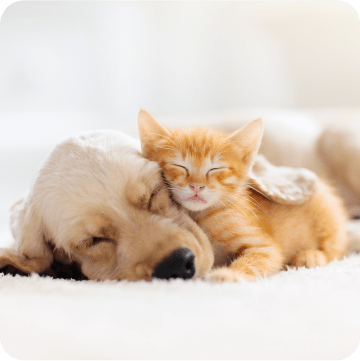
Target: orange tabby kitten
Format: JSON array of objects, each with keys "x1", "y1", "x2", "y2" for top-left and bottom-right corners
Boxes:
[{"x1": 138, "y1": 110, "x2": 349, "y2": 282}]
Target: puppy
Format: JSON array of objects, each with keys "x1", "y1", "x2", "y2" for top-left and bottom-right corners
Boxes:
[{"x1": 0, "y1": 130, "x2": 214, "y2": 281}]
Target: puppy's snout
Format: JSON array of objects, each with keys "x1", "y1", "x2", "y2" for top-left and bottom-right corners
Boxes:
[{"x1": 153, "y1": 247, "x2": 195, "y2": 280}]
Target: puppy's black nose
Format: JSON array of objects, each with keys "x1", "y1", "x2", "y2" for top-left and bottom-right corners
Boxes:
[{"x1": 153, "y1": 247, "x2": 195, "y2": 280}]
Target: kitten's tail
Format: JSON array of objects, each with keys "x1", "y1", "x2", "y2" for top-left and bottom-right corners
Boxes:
[{"x1": 346, "y1": 220, "x2": 360, "y2": 254}]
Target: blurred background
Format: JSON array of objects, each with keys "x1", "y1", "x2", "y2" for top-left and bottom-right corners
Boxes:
[{"x1": 0, "y1": 0, "x2": 360, "y2": 226}]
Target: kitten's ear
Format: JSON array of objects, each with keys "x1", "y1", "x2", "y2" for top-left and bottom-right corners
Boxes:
[
  {"x1": 138, "y1": 109, "x2": 171, "y2": 157},
  {"x1": 228, "y1": 118, "x2": 263, "y2": 168}
]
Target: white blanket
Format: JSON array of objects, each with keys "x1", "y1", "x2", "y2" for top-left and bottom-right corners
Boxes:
[{"x1": 1, "y1": 254, "x2": 360, "y2": 360}]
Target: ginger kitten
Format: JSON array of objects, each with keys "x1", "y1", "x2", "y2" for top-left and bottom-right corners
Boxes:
[{"x1": 138, "y1": 110, "x2": 349, "y2": 282}]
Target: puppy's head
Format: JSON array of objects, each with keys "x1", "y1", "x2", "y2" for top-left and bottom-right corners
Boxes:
[{"x1": 51, "y1": 148, "x2": 213, "y2": 281}]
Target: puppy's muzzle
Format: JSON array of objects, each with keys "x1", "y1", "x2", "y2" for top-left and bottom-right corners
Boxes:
[{"x1": 153, "y1": 248, "x2": 195, "y2": 280}]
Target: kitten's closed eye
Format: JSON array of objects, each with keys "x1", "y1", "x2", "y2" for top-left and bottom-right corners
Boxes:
[
  {"x1": 207, "y1": 167, "x2": 228, "y2": 176},
  {"x1": 170, "y1": 164, "x2": 189, "y2": 174}
]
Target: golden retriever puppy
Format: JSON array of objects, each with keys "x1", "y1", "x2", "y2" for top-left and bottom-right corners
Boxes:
[{"x1": 0, "y1": 130, "x2": 214, "y2": 281}]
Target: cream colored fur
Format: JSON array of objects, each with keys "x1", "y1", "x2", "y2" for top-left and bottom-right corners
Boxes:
[
  {"x1": 317, "y1": 120, "x2": 360, "y2": 214},
  {"x1": 249, "y1": 155, "x2": 317, "y2": 205},
  {"x1": 0, "y1": 130, "x2": 214, "y2": 281}
]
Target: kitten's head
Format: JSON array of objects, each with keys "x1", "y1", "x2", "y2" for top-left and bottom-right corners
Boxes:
[{"x1": 138, "y1": 110, "x2": 263, "y2": 212}]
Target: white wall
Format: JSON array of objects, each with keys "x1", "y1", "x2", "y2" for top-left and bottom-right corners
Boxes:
[
  {"x1": 0, "y1": 0, "x2": 359, "y2": 134},
  {"x1": 0, "y1": 0, "x2": 360, "y2": 226}
]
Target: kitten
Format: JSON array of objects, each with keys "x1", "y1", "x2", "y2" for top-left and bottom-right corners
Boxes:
[{"x1": 138, "y1": 110, "x2": 349, "y2": 282}]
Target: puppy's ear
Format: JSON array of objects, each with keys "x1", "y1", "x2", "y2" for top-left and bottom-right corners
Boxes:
[
  {"x1": 6, "y1": 196, "x2": 53, "y2": 274},
  {"x1": 137, "y1": 109, "x2": 171, "y2": 158},
  {"x1": 0, "y1": 247, "x2": 53, "y2": 275}
]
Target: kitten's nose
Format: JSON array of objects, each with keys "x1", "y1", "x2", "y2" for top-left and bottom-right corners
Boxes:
[{"x1": 189, "y1": 184, "x2": 205, "y2": 193}]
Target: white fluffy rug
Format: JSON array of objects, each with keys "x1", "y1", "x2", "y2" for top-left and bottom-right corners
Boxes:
[{"x1": 1, "y1": 252, "x2": 360, "y2": 360}]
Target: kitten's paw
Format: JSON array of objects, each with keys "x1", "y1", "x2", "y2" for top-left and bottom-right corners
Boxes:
[
  {"x1": 206, "y1": 267, "x2": 243, "y2": 282},
  {"x1": 291, "y1": 250, "x2": 328, "y2": 268}
]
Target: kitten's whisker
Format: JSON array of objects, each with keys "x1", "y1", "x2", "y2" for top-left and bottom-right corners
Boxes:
[
  {"x1": 246, "y1": 196, "x2": 269, "y2": 215},
  {"x1": 224, "y1": 192, "x2": 264, "y2": 225},
  {"x1": 221, "y1": 197, "x2": 250, "y2": 221},
  {"x1": 247, "y1": 200, "x2": 268, "y2": 216},
  {"x1": 247, "y1": 184, "x2": 271, "y2": 201},
  {"x1": 217, "y1": 199, "x2": 237, "y2": 216},
  {"x1": 167, "y1": 185, "x2": 190, "y2": 201},
  {"x1": 217, "y1": 200, "x2": 238, "y2": 217},
  {"x1": 229, "y1": 190, "x2": 269, "y2": 215},
  {"x1": 234, "y1": 198, "x2": 264, "y2": 225}
]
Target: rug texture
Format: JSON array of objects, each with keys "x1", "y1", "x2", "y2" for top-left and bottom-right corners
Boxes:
[{"x1": 1, "y1": 252, "x2": 360, "y2": 360}]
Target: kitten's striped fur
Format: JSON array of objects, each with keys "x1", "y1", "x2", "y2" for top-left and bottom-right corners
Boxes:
[{"x1": 138, "y1": 110, "x2": 349, "y2": 282}]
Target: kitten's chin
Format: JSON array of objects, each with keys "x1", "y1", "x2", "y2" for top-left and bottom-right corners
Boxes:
[
  {"x1": 172, "y1": 192, "x2": 213, "y2": 211},
  {"x1": 179, "y1": 199, "x2": 211, "y2": 212}
]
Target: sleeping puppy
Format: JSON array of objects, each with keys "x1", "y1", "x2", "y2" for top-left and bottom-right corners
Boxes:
[{"x1": 0, "y1": 130, "x2": 214, "y2": 281}]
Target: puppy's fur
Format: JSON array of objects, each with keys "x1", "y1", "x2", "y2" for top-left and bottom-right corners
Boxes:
[{"x1": 0, "y1": 131, "x2": 214, "y2": 281}]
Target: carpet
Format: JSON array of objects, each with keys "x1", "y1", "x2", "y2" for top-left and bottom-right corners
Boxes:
[{"x1": 1, "y1": 251, "x2": 360, "y2": 359}]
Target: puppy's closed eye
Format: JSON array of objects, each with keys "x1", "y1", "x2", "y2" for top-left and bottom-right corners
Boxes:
[
  {"x1": 91, "y1": 237, "x2": 114, "y2": 245},
  {"x1": 77, "y1": 237, "x2": 114, "y2": 249},
  {"x1": 74, "y1": 237, "x2": 116, "y2": 263}
]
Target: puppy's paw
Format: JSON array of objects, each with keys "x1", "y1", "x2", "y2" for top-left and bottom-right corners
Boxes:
[
  {"x1": 127, "y1": 182, "x2": 151, "y2": 209},
  {"x1": 206, "y1": 267, "x2": 243, "y2": 283},
  {"x1": 291, "y1": 249, "x2": 328, "y2": 268}
]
